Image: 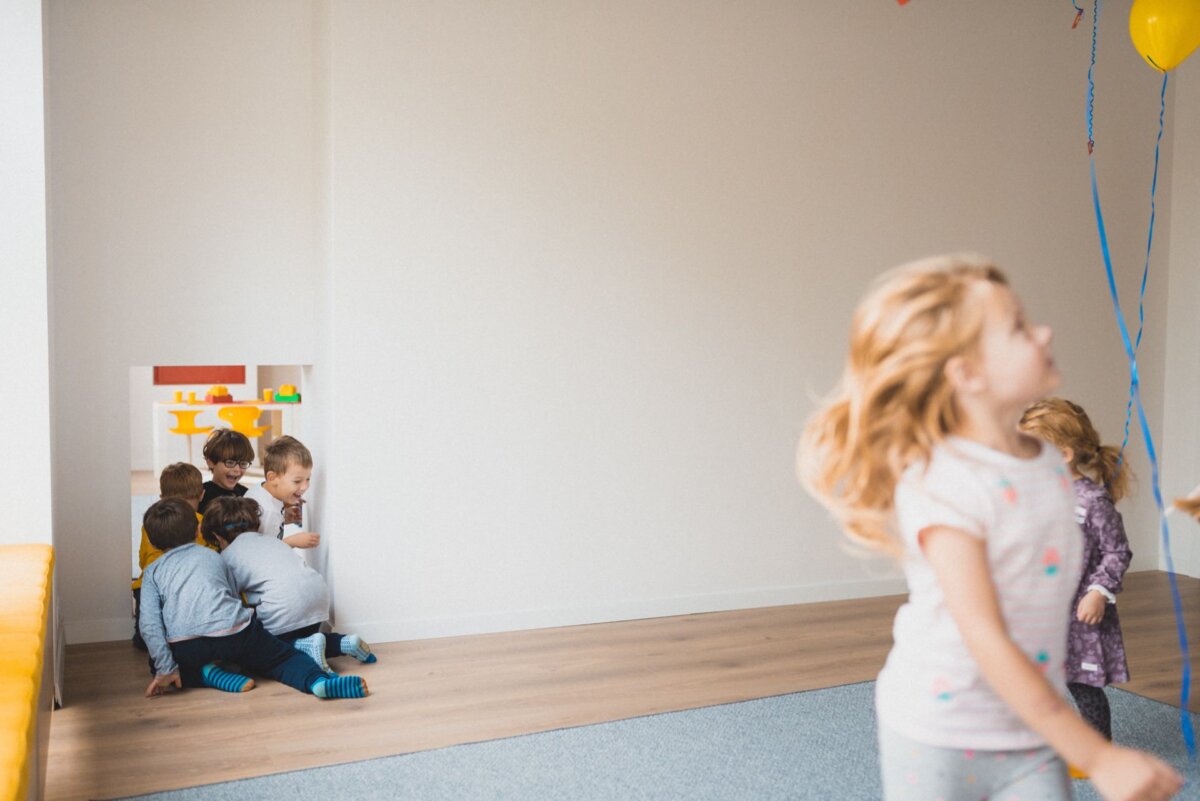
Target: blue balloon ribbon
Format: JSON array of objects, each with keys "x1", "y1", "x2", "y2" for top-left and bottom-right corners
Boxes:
[{"x1": 1085, "y1": 0, "x2": 1195, "y2": 759}]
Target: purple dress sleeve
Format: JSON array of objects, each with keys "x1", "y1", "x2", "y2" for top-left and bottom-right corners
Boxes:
[{"x1": 1082, "y1": 490, "x2": 1132, "y2": 595}]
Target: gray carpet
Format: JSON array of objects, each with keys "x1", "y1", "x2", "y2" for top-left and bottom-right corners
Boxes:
[{"x1": 114, "y1": 682, "x2": 1198, "y2": 800}]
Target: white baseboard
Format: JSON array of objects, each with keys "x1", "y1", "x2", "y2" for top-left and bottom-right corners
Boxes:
[
  {"x1": 334, "y1": 578, "x2": 909, "y2": 646},
  {"x1": 67, "y1": 579, "x2": 910, "y2": 645}
]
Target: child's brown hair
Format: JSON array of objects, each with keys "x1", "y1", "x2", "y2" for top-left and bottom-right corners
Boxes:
[
  {"x1": 263, "y1": 435, "x2": 313, "y2": 476},
  {"x1": 1019, "y1": 397, "x2": 1132, "y2": 502},
  {"x1": 159, "y1": 462, "x2": 203, "y2": 500},
  {"x1": 202, "y1": 428, "x2": 255, "y2": 465},
  {"x1": 143, "y1": 498, "x2": 200, "y2": 552},
  {"x1": 200, "y1": 497, "x2": 261, "y2": 549}
]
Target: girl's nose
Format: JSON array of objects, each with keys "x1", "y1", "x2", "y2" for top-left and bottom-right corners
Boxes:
[{"x1": 1036, "y1": 324, "x2": 1053, "y2": 346}]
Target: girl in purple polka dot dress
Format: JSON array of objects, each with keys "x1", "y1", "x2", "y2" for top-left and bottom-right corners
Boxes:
[
  {"x1": 800, "y1": 255, "x2": 1180, "y2": 801},
  {"x1": 1020, "y1": 399, "x2": 1132, "y2": 746}
]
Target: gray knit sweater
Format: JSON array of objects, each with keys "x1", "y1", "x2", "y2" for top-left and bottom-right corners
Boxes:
[{"x1": 138, "y1": 543, "x2": 253, "y2": 676}]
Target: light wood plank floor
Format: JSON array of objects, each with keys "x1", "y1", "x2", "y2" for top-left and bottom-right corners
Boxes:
[{"x1": 46, "y1": 570, "x2": 1198, "y2": 801}]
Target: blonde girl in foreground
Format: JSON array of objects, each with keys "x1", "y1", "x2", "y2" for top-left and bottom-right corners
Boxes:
[{"x1": 799, "y1": 255, "x2": 1181, "y2": 801}]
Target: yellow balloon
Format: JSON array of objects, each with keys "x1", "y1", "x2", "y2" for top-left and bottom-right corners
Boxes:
[{"x1": 1130, "y1": 0, "x2": 1200, "y2": 72}]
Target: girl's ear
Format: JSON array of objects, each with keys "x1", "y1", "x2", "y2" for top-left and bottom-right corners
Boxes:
[
  {"x1": 1061, "y1": 445, "x2": 1075, "y2": 466},
  {"x1": 944, "y1": 355, "x2": 985, "y2": 395}
]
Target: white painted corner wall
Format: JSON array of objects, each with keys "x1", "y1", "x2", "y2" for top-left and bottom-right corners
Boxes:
[
  {"x1": 37, "y1": 1, "x2": 1198, "y2": 645},
  {"x1": 0, "y1": 0, "x2": 52, "y2": 547}
]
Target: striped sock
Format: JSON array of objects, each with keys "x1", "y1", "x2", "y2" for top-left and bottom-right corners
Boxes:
[
  {"x1": 340, "y1": 633, "x2": 377, "y2": 664},
  {"x1": 293, "y1": 632, "x2": 333, "y2": 674},
  {"x1": 310, "y1": 675, "x2": 368, "y2": 699},
  {"x1": 201, "y1": 662, "x2": 254, "y2": 693}
]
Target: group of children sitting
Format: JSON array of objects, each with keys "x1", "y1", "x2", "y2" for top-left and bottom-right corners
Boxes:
[{"x1": 133, "y1": 429, "x2": 374, "y2": 700}]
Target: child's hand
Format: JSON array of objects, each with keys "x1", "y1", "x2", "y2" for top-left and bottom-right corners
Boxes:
[
  {"x1": 1076, "y1": 590, "x2": 1107, "y2": 625},
  {"x1": 1173, "y1": 495, "x2": 1200, "y2": 521},
  {"x1": 145, "y1": 671, "x2": 181, "y2": 698},
  {"x1": 283, "y1": 501, "x2": 304, "y2": 525},
  {"x1": 283, "y1": 531, "x2": 320, "y2": 549},
  {"x1": 1089, "y1": 744, "x2": 1182, "y2": 801}
]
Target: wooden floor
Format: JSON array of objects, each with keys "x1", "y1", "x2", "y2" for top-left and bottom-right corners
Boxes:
[{"x1": 46, "y1": 570, "x2": 1198, "y2": 801}]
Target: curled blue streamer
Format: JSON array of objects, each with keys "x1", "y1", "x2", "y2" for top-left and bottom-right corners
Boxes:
[{"x1": 1085, "y1": 2, "x2": 1194, "y2": 757}]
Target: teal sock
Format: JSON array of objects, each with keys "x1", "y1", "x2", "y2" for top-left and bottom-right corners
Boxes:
[
  {"x1": 201, "y1": 662, "x2": 254, "y2": 693},
  {"x1": 340, "y1": 633, "x2": 377, "y2": 664},
  {"x1": 293, "y1": 632, "x2": 333, "y2": 674},
  {"x1": 310, "y1": 675, "x2": 368, "y2": 699}
]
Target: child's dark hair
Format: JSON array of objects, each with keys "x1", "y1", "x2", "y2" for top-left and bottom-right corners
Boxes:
[
  {"x1": 1019, "y1": 397, "x2": 1132, "y2": 502},
  {"x1": 203, "y1": 428, "x2": 255, "y2": 465},
  {"x1": 143, "y1": 498, "x2": 200, "y2": 552},
  {"x1": 200, "y1": 497, "x2": 261, "y2": 549},
  {"x1": 263, "y1": 435, "x2": 313, "y2": 476},
  {"x1": 159, "y1": 462, "x2": 203, "y2": 500}
]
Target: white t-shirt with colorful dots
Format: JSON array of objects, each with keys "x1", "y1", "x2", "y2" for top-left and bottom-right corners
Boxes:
[{"x1": 876, "y1": 436, "x2": 1082, "y2": 751}]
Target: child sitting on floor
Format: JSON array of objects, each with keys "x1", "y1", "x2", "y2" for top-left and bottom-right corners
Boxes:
[
  {"x1": 200, "y1": 496, "x2": 376, "y2": 673},
  {"x1": 245, "y1": 435, "x2": 319, "y2": 549},
  {"x1": 132, "y1": 462, "x2": 215, "y2": 652},
  {"x1": 138, "y1": 497, "x2": 367, "y2": 700}
]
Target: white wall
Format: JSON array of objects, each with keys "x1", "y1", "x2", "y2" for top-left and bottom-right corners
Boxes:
[
  {"x1": 0, "y1": 0, "x2": 53, "y2": 546},
  {"x1": 43, "y1": 1, "x2": 1181, "y2": 643},
  {"x1": 45, "y1": 1, "x2": 323, "y2": 641},
  {"x1": 1163, "y1": 69, "x2": 1200, "y2": 579},
  {"x1": 323, "y1": 2, "x2": 1174, "y2": 641}
]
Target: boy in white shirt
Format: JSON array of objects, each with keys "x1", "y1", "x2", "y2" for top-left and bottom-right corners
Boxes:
[{"x1": 245, "y1": 435, "x2": 320, "y2": 549}]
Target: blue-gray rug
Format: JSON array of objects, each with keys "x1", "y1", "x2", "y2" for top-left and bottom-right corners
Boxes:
[{"x1": 114, "y1": 682, "x2": 1198, "y2": 800}]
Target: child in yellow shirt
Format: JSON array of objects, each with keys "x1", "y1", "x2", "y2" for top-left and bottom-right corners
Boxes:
[{"x1": 132, "y1": 462, "x2": 217, "y2": 651}]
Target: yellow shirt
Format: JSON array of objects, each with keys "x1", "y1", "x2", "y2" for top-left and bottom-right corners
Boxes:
[{"x1": 131, "y1": 512, "x2": 216, "y2": 590}]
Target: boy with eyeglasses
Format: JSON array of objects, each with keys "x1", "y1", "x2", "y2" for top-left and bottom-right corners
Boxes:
[
  {"x1": 199, "y1": 428, "x2": 255, "y2": 514},
  {"x1": 132, "y1": 462, "x2": 216, "y2": 651}
]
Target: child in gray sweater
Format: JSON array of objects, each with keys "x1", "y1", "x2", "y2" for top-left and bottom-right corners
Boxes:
[
  {"x1": 200, "y1": 496, "x2": 376, "y2": 674},
  {"x1": 139, "y1": 498, "x2": 367, "y2": 699}
]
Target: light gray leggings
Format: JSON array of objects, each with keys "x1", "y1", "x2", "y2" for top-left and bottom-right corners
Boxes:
[{"x1": 878, "y1": 724, "x2": 1072, "y2": 801}]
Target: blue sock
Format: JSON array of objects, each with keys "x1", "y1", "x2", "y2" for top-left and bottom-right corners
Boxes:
[
  {"x1": 201, "y1": 662, "x2": 254, "y2": 693},
  {"x1": 340, "y1": 633, "x2": 377, "y2": 664},
  {"x1": 293, "y1": 632, "x2": 333, "y2": 674},
  {"x1": 310, "y1": 675, "x2": 368, "y2": 699}
]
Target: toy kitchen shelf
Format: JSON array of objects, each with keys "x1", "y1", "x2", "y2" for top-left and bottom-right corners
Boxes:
[{"x1": 152, "y1": 388, "x2": 302, "y2": 477}]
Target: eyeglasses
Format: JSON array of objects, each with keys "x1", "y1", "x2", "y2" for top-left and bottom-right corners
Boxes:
[{"x1": 221, "y1": 460, "x2": 252, "y2": 469}]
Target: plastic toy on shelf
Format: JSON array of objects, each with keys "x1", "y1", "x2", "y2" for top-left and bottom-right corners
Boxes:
[
  {"x1": 204, "y1": 385, "x2": 233, "y2": 404},
  {"x1": 273, "y1": 384, "x2": 301, "y2": 403}
]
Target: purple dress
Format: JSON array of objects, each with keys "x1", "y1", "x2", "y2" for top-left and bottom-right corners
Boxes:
[{"x1": 1066, "y1": 477, "x2": 1131, "y2": 687}]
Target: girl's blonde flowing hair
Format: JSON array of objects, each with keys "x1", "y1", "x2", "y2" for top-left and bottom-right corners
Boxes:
[
  {"x1": 1018, "y1": 397, "x2": 1131, "y2": 503},
  {"x1": 798, "y1": 254, "x2": 1008, "y2": 555}
]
